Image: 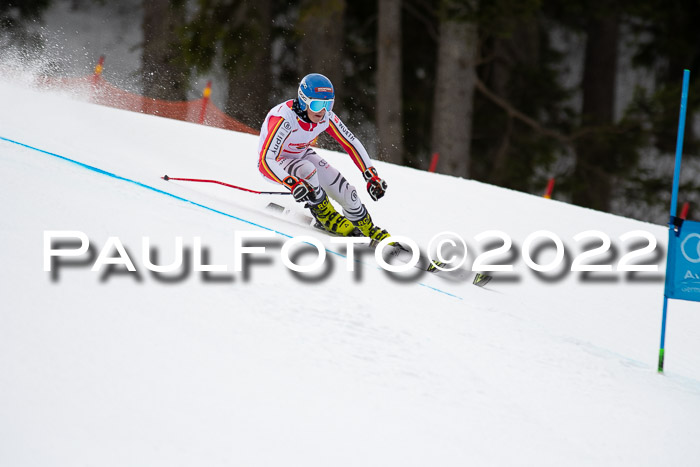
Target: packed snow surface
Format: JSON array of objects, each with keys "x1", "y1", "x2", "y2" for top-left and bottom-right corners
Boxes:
[{"x1": 2, "y1": 77, "x2": 700, "y2": 466}]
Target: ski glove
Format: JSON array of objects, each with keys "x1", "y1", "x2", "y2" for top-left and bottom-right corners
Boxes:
[
  {"x1": 283, "y1": 175, "x2": 314, "y2": 203},
  {"x1": 363, "y1": 167, "x2": 387, "y2": 201}
]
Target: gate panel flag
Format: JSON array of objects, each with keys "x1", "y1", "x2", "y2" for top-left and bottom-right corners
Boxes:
[{"x1": 665, "y1": 220, "x2": 700, "y2": 302}]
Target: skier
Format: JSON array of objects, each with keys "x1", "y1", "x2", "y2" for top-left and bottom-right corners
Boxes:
[{"x1": 257, "y1": 73, "x2": 391, "y2": 242}]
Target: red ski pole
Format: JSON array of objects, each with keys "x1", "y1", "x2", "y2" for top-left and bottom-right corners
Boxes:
[{"x1": 161, "y1": 175, "x2": 291, "y2": 195}]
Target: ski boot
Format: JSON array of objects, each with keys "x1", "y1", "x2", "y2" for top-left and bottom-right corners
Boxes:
[
  {"x1": 352, "y1": 211, "x2": 391, "y2": 246},
  {"x1": 307, "y1": 194, "x2": 360, "y2": 236}
]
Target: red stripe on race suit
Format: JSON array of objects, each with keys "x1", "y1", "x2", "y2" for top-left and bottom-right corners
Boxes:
[
  {"x1": 326, "y1": 120, "x2": 367, "y2": 172},
  {"x1": 259, "y1": 116, "x2": 286, "y2": 183}
]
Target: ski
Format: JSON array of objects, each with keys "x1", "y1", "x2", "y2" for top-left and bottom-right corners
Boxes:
[
  {"x1": 265, "y1": 201, "x2": 318, "y2": 230},
  {"x1": 265, "y1": 202, "x2": 493, "y2": 287},
  {"x1": 472, "y1": 273, "x2": 493, "y2": 288},
  {"x1": 265, "y1": 202, "x2": 354, "y2": 237}
]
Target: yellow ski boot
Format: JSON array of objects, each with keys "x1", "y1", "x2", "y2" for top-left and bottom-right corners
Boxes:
[
  {"x1": 352, "y1": 211, "x2": 391, "y2": 245},
  {"x1": 308, "y1": 195, "x2": 360, "y2": 236}
]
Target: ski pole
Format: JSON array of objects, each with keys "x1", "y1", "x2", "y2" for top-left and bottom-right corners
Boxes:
[{"x1": 161, "y1": 175, "x2": 291, "y2": 195}]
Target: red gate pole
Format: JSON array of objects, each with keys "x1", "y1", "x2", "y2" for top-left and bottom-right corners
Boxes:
[
  {"x1": 428, "y1": 153, "x2": 439, "y2": 173},
  {"x1": 92, "y1": 55, "x2": 105, "y2": 87},
  {"x1": 198, "y1": 80, "x2": 212, "y2": 124},
  {"x1": 544, "y1": 177, "x2": 555, "y2": 199}
]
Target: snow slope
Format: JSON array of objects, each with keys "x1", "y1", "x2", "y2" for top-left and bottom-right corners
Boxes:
[{"x1": 2, "y1": 77, "x2": 700, "y2": 466}]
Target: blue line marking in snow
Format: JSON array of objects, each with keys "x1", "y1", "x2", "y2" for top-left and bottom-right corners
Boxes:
[
  {"x1": 1, "y1": 135, "x2": 463, "y2": 300},
  {"x1": 419, "y1": 283, "x2": 463, "y2": 300},
  {"x1": 0, "y1": 135, "x2": 292, "y2": 238}
]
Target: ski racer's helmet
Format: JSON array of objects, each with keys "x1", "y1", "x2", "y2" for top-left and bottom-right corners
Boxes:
[{"x1": 298, "y1": 73, "x2": 335, "y2": 113}]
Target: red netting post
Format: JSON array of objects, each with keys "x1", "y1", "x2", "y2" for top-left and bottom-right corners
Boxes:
[
  {"x1": 93, "y1": 55, "x2": 105, "y2": 87},
  {"x1": 680, "y1": 201, "x2": 690, "y2": 219},
  {"x1": 544, "y1": 177, "x2": 555, "y2": 199},
  {"x1": 428, "y1": 152, "x2": 439, "y2": 172},
  {"x1": 198, "y1": 80, "x2": 212, "y2": 124}
]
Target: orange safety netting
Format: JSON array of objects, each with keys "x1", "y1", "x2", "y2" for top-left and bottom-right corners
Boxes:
[{"x1": 38, "y1": 74, "x2": 259, "y2": 136}]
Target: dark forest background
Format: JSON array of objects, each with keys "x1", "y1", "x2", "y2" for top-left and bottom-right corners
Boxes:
[{"x1": 3, "y1": 0, "x2": 700, "y2": 223}]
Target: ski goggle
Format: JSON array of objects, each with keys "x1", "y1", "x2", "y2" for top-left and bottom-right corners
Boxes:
[{"x1": 306, "y1": 99, "x2": 334, "y2": 113}]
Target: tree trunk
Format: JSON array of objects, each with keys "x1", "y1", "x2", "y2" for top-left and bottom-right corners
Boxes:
[
  {"x1": 224, "y1": 0, "x2": 272, "y2": 128},
  {"x1": 376, "y1": 0, "x2": 404, "y2": 165},
  {"x1": 487, "y1": 20, "x2": 539, "y2": 185},
  {"x1": 572, "y1": 12, "x2": 619, "y2": 211},
  {"x1": 430, "y1": 15, "x2": 478, "y2": 178},
  {"x1": 141, "y1": 0, "x2": 188, "y2": 101},
  {"x1": 297, "y1": 0, "x2": 346, "y2": 99}
]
